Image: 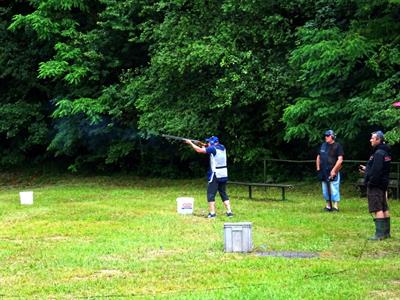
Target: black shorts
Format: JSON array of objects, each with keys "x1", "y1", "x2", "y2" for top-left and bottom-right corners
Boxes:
[
  {"x1": 207, "y1": 176, "x2": 229, "y2": 202},
  {"x1": 367, "y1": 186, "x2": 389, "y2": 213}
]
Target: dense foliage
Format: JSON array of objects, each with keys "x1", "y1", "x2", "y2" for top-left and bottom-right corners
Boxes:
[
  {"x1": 284, "y1": 0, "x2": 400, "y2": 149},
  {"x1": 1, "y1": 0, "x2": 399, "y2": 174}
]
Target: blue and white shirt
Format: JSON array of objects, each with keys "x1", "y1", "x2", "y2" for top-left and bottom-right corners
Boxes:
[{"x1": 206, "y1": 144, "x2": 228, "y2": 183}]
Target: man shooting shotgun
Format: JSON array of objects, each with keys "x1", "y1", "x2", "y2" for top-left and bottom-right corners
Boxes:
[{"x1": 185, "y1": 136, "x2": 233, "y2": 219}]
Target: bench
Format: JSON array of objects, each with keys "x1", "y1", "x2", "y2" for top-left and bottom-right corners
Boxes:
[
  {"x1": 356, "y1": 172, "x2": 399, "y2": 199},
  {"x1": 228, "y1": 181, "x2": 294, "y2": 201}
]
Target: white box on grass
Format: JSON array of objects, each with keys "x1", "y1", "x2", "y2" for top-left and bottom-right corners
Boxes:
[
  {"x1": 224, "y1": 222, "x2": 252, "y2": 253},
  {"x1": 176, "y1": 197, "x2": 194, "y2": 214},
  {"x1": 19, "y1": 191, "x2": 33, "y2": 205}
]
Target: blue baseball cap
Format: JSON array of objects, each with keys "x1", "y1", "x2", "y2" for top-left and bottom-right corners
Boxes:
[
  {"x1": 206, "y1": 136, "x2": 219, "y2": 145},
  {"x1": 372, "y1": 130, "x2": 384, "y2": 141},
  {"x1": 324, "y1": 130, "x2": 336, "y2": 139}
]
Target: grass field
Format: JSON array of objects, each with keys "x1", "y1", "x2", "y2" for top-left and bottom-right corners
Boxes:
[{"x1": 1, "y1": 174, "x2": 399, "y2": 299}]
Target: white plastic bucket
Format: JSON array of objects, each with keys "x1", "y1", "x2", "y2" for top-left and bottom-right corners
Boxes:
[
  {"x1": 19, "y1": 191, "x2": 33, "y2": 205},
  {"x1": 176, "y1": 197, "x2": 194, "y2": 214}
]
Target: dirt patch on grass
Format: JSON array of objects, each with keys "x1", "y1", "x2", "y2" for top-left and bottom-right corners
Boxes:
[
  {"x1": 0, "y1": 237, "x2": 24, "y2": 244},
  {"x1": 367, "y1": 280, "x2": 400, "y2": 298},
  {"x1": 365, "y1": 250, "x2": 398, "y2": 259},
  {"x1": 71, "y1": 269, "x2": 131, "y2": 281},
  {"x1": 44, "y1": 236, "x2": 69, "y2": 241},
  {"x1": 99, "y1": 254, "x2": 124, "y2": 262},
  {"x1": 256, "y1": 251, "x2": 319, "y2": 258},
  {"x1": 95, "y1": 269, "x2": 127, "y2": 277},
  {"x1": 368, "y1": 289, "x2": 400, "y2": 299},
  {"x1": 138, "y1": 249, "x2": 186, "y2": 262}
]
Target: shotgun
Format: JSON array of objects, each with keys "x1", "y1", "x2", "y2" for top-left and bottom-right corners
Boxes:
[{"x1": 161, "y1": 134, "x2": 206, "y2": 146}]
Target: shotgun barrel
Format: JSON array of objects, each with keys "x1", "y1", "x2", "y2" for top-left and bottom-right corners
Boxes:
[{"x1": 161, "y1": 134, "x2": 206, "y2": 146}]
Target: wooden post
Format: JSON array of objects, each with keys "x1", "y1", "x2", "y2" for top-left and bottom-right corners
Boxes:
[
  {"x1": 397, "y1": 163, "x2": 399, "y2": 200},
  {"x1": 263, "y1": 159, "x2": 266, "y2": 183}
]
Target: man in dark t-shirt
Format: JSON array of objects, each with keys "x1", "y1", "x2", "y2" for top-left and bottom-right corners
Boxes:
[{"x1": 316, "y1": 130, "x2": 344, "y2": 212}]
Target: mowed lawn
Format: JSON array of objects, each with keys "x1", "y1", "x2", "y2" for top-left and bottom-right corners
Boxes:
[{"x1": 0, "y1": 175, "x2": 399, "y2": 299}]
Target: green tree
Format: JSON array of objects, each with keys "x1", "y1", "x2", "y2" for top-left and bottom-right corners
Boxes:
[
  {"x1": 130, "y1": 0, "x2": 311, "y2": 162},
  {"x1": 6, "y1": 0, "x2": 398, "y2": 174},
  {"x1": 0, "y1": 3, "x2": 51, "y2": 167},
  {"x1": 283, "y1": 0, "x2": 400, "y2": 148},
  {"x1": 9, "y1": 0, "x2": 149, "y2": 171}
]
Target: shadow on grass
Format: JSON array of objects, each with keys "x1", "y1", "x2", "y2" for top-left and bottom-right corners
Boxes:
[{"x1": 233, "y1": 195, "x2": 295, "y2": 203}]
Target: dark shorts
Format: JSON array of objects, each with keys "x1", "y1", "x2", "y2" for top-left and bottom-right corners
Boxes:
[
  {"x1": 207, "y1": 176, "x2": 229, "y2": 202},
  {"x1": 367, "y1": 186, "x2": 389, "y2": 213}
]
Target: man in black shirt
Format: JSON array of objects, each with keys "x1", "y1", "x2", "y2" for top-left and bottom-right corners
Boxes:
[
  {"x1": 360, "y1": 131, "x2": 392, "y2": 240},
  {"x1": 316, "y1": 130, "x2": 344, "y2": 212}
]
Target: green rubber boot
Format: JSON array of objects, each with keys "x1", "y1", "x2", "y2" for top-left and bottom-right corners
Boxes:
[
  {"x1": 384, "y1": 217, "x2": 391, "y2": 239},
  {"x1": 368, "y1": 218, "x2": 386, "y2": 241}
]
